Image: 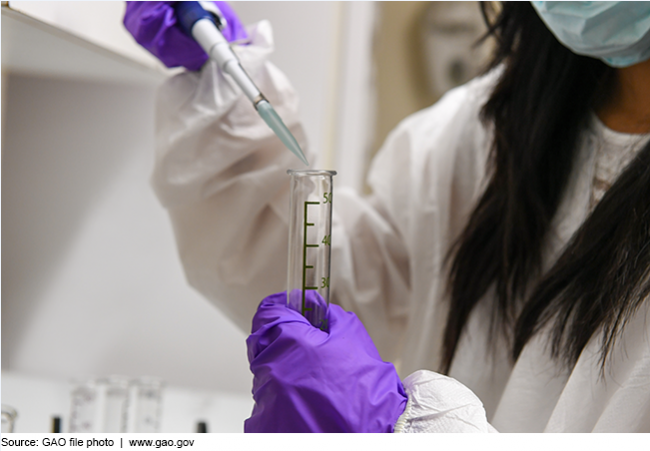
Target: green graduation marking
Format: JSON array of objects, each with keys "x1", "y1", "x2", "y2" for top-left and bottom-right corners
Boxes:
[{"x1": 301, "y1": 201, "x2": 321, "y2": 316}]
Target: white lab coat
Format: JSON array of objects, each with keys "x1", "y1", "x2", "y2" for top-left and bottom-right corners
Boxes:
[{"x1": 153, "y1": 22, "x2": 650, "y2": 432}]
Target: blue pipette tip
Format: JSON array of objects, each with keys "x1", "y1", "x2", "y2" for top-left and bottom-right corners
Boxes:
[{"x1": 256, "y1": 100, "x2": 309, "y2": 166}]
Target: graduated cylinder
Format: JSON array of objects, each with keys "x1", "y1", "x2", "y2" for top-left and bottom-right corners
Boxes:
[{"x1": 286, "y1": 170, "x2": 336, "y2": 331}]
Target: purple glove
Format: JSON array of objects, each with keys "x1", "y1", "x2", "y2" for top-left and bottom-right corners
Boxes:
[
  {"x1": 123, "y1": 1, "x2": 248, "y2": 71},
  {"x1": 245, "y1": 292, "x2": 408, "y2": 433}
]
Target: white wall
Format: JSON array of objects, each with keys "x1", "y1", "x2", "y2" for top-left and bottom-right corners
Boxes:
[
  {"x1": 7, "y1": 1, "x2": 165, "y2": 70},
  {"x1": 2, "y1": 74, "x2": 253, "y2": 393}
]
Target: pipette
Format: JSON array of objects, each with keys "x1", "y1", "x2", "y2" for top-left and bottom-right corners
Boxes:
[{"x1": 175, "y1": 1, "x2": 309, "y2": 166}]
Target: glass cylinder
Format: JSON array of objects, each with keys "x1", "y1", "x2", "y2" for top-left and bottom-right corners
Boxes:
[
  {"x1": 69, "y1": 380, "x2": 98, "y2": 433},
  {"x1": 130, "y1": 377, "x2": 164, "y2": 433},
  {"x1": 1, "y1": 405, "x2": 18, "y2": 433},
  {"x1": 287, "y1": 170, "x2": 336, "y2": 331},
  {"x1": 98, "y1": 376, "x2": 129, "y2": 433}
]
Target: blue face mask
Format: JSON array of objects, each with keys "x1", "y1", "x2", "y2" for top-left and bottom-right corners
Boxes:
[{"x1": 531, "y1": 1, "x2": 650, "y2": 67}]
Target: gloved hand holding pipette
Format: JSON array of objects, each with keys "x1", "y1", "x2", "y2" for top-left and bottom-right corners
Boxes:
[
  {"x1": 124, "y1": 1, "x2": 309, "y2": 166},
  {"x1": 124, "y1": 1, "x2": 248, "y2": 71}
]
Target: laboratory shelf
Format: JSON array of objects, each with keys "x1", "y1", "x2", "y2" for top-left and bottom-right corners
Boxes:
[{"x1": 1, "y1": 5, "x2": 166, "y2": 86}]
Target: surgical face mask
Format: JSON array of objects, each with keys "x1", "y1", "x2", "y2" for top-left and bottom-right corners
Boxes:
[{"x1": 531, "y1": 1, "x2": 650, "y2": 67}]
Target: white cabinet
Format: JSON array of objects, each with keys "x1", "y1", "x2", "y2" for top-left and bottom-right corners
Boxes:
[
  {"x1": 2, "y1": 2, "x2": 169, "y2": 85},
  {"x1": 8, "y1": 1, "x2": 161, "y2": 68}
]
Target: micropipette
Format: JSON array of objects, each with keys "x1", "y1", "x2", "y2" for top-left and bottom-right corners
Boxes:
[{"x1": 175, "y1": 1, "x2": 309, "y2": 166}]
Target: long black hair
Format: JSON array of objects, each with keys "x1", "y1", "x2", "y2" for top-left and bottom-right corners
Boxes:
[{"x1": 442, "y1": 2, "x2": 650, "y2": 374}]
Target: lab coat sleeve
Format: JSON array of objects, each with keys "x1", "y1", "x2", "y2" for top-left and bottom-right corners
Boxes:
[
  {"x1": 152, "y1": 20, "x2": 412, "y2": 351},
  {"x1": 394, "y1": 370, "x2": 498, "y2": 433},
  {"x1": 153, "y1": 20, "x2": 309, "y2": 332}
]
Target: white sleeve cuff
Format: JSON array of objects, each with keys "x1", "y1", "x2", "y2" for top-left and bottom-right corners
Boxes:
[{"x1": 394, "y1": 370, "x2": 498, "y2": 433}]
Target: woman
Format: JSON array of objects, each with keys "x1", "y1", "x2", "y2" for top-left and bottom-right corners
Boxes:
[{"x1": 125, "y1": 1, "x2": 650, "y2": 432}]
